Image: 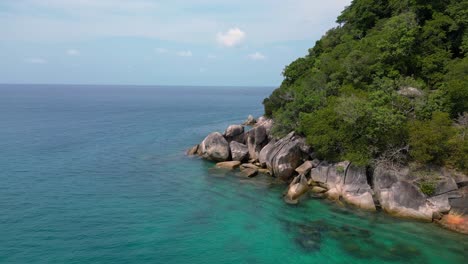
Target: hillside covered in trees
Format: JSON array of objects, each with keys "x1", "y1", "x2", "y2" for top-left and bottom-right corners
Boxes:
[{"x1": 263, "y1": 0, "x2": 467, "y2": 173}]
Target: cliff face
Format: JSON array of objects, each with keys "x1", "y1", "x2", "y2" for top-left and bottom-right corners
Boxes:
[{"x1": 188, "y1": 115, "x2": 468, "y2": 234}]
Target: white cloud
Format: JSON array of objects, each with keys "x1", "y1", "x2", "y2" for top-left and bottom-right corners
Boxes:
[
  {"x1": 217, "y1": 28, "x2": 246, "y2": 47},
  {"x1": 177, "y1": 50, "x2": 192, "y2": 57},
  {"x1": 67, "y1": 49, "x2": 80, "y2": 56},
  {"x1": 24, "y1": 57, "x2": 47, "y2": 64},
  {"x1": 248, "y1": 52, "x2": 266, "y2": 61},
  {"x1": 155, "y1": 48, "x2": 168, "y2": 53},
  {"x1": 0, "y1": 1, "x2": 351, "y2": 44}
]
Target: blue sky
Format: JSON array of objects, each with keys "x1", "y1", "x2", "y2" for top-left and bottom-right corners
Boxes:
[{"x1": 0, "y1": 0, "x2": 351, "y2": 86}]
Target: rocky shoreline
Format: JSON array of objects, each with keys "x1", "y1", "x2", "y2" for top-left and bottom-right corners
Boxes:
[{"x1": 188, "y1": 115, "x2": 468, "y2": 235}]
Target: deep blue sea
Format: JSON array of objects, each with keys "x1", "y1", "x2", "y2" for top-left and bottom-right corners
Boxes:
[{"x1": 0, "y1": 84, "x2": 466, "y2": 264}]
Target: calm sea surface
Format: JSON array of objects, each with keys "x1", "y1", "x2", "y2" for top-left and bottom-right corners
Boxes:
[{"x1": 0, "y1": 84, "x2": 466, "y2": 264}]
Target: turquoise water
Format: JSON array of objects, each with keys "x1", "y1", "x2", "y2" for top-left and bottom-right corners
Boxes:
[{"x1": 0, "y1": 84, "x2": 466, "y2": 264}]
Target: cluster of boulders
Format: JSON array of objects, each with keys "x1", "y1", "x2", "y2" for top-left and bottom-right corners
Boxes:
[{"x1": 188, "y1": 115, "x2": 468, "y2": 234}]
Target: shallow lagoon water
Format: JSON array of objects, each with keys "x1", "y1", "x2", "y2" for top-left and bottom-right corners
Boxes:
[{"x1": 0, "y1": 84, "x2": 466, "y2": 263}]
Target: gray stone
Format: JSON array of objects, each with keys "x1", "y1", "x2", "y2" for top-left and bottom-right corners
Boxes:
[
  {"x1": 310, "y1": 163, "x2": 330, "y2": 185},
  {"x1": 343, "y1": 164, "x2": 371, "y2": 193},
  {"x1": 224, "y1": 124, "x2": 245, "y2": 143},
  {"x1": 428, "y1": 194, "x2": 451, "y2": 214},
  {"x1": 246, "y1": 125, "x2": 268, "y2": 161},
  {"x1": 240, "y1": 168, "x2": 258, "y2": 178},
  {"x1": 373, "y1": 165, "x2": 408, "y2": 198},
  {"x1": 325, "y1": 161, "x2": 349, "y2": 190},
  {"x1": 397, "y1": 86, "x2": 423, "y2": 98},
  {"x1": 230, "y1": 141, "x2": 249, "y2": 162},
  {"x1": 342, "y1": 191, "x2": 376, "y2": 211},
  {"x1": 295, "y1": 161, "x2": 314, "y2": 175},
  {"x1": 448, "y1": 186, "x2": 468, "y2": 214},
  {"x1": 199, "y1": 132, "x2": 230, "y2": 162},
  {"x1": 263, "y1": 132, "x2": 308, "y2": 181},
  {"x1": 379, "y1": 181, "x2": 433, "y2": 222},
  {"x1": 433, "y1": 177, "x2": 458, "y2": 196},
  {"x1": 243, "y1": 115, "x2": 256, "y2": 126},
  {"x1": 258, "y1": 139, "x2": 276, "y2": 167}
]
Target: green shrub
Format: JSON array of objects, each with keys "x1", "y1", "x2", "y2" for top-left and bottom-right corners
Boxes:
[{"x1": 409, "y1": 112, "x2": 456, "y2": 164}]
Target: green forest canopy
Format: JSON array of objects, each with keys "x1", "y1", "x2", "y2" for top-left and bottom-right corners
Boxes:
[{"x1": 263, "y1": 0, "x2": 467, "y2": 172}]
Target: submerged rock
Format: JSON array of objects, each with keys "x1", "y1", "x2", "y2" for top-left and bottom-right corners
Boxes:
[
  {"x1": 199, "y1": 132, "x2": 230, "y2": 162},
  {"x1": 240, "y1": 167, "x2": 258, "y2": 178},
  {"x1": 240, "y1": 163, "x2": 261, "y2": 170},
  {"x1": 216, "y1": 161, "x2": 241, "y2": 170}
]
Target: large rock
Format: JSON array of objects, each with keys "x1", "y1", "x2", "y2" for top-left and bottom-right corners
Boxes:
[
  {"x1": 448, "y1": 186, "x2": 468, "y2": 214},
  {"x1": 309, "y1": 162, "x2": 375, "y2": 210},
  {"x1": 342, "y1": 164, "x2": 375, "y2": 211},
  {"x1": 224, "y1": 124, "x2": 245, "y2": 143},
  {"x1": 373, "y1": 165, "x2": 409, "y2": 199},
  {"x1": 216, "y1": 161, "x2": 241, "y2": 170},
  {"x1": 258, "y1": 139, "x2": 276, "y2": 167},
  {"x1": 263, "y1": 132, "x2": 308, "y2": 181},
  {"x1": 310, "y1": 163, "x2": 330, "y2": 185},
  {"x1": 230, "y1": 141, "x2": 249, "y2": 162},
  {"x1": 379, "y1": 181, "x2": 433, "y2": 222},
  {"x1": 310, "y1": 161, "x2": 349, "y2": 190},
  {"x1": 245, "y1": 119, "x2": 273, "y2": 161},
  {"x1": 433, "y1": 177, "x2": 458, "y2": 196},
  {"x1": 285, "y1": 174, "x2": 309, "y2": 203},
  {"x1": 428, "y1": 194, "x2": 451, "y2": 214},
  {"x1": 199, "y1": 132, "x2": 230, "y2": 162},
  {"x1": 342, "y1": 191, "x2": 376, "y2": 211},
  {"x1": 450, "y1": 170, "x2": 468, "y2": 187}
]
